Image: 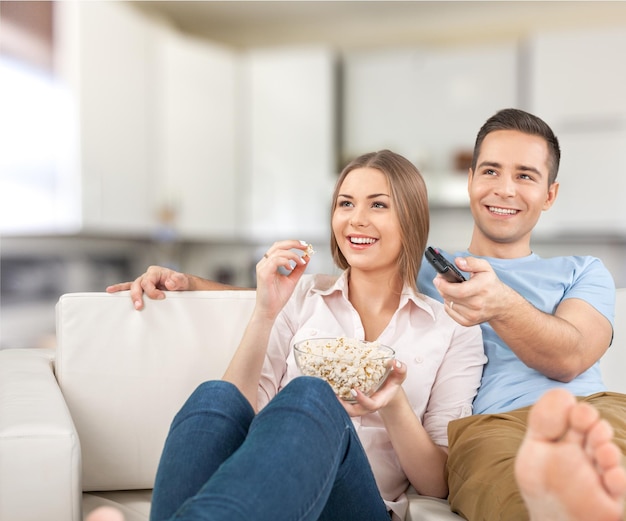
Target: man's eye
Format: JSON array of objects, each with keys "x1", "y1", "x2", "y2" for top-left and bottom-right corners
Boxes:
[{"x1": 485, "y1": 169, "x2": 497, "y2": 176}]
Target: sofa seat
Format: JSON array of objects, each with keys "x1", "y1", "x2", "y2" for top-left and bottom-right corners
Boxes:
[
  {"x1": 83, "y1": 491, "x2": 152, "y2": 521},
  {"x1": 80, "y1": 490, "x2": 454, "y2": 521}
]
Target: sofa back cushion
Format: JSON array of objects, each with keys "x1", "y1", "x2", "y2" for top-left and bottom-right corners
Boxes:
[
  {"x1": 55, "y1": 290, "x2": 256, "y2": 491},
  {"x1": 600, "y1": 287, "x2": 626, "y2": 394}
]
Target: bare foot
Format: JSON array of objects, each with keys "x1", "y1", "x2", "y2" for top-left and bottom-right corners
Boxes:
[
  {"x1": 85, "y1": 506, "x2": 125, "y2": 521},
  {"x1": 515, "y1": 388, "x2": 626, "y2": 521}
]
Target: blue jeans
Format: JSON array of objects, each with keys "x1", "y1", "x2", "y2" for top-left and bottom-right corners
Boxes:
[{"x1": 150, "y1": 376, "x2": 390, "y2": 521}]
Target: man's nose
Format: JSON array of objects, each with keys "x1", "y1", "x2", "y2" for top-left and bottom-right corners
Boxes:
[{"x1": 494, "y1": 175, "x2": 516, "y2": 197}]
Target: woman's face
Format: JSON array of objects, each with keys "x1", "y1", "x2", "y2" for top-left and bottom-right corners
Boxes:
[{"x1": 332, "y1": 167, "x2": 402, "y2": 275}]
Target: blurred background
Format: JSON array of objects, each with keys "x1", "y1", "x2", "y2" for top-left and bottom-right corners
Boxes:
[{"x1": 2, "y1": 0, "x2": 626, "y2": 349}]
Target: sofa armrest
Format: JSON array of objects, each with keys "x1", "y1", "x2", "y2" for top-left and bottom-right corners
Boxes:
[{"x1": 0, "y1": 348, "x2": 82, "y2": 521}]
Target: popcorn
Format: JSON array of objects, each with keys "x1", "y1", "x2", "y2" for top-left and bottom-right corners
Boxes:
[
  {"x1": 305, "y1": 243, "x2": 315, "y2": 256},
  {"x1": 293, "y1": 337, "x2": 393, "y2": 400}
]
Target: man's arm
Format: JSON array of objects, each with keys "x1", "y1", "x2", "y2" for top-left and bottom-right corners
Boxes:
[
  {"x1": 435, "y1": 257, "x2": 613, "y2": 382},
  {"x1": 106, "y1": 265, "x2": 253, "y2": 310}
]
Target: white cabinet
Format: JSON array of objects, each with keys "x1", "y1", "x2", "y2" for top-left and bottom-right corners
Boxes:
[
  {"x1": 55, "y1": 0, "x2": 155, "y2": 234},
  {"x1": 153, "y1": 30, "x2": 238, "y2": 240},
  {"x1": 342, "y1": 45, "x2": 518, "y2": 206},
  {"x1": 242, "y1": 47, "x2": 337, "y2": 241},
  {"x1": 528, "y1": 28, "x2": 626, "y2": 124},
  {"x1": 528, "y1": 28, "x2": 626, "y2": 236},
  {"x1": 536, "y1": 130, "x2": 626, "y2": 235},
  {"x1": 40, "y1": 1, "x2": 239, "y2": 239}
]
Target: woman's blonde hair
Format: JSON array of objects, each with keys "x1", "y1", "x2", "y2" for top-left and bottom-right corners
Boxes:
[{"x1": 330, "y1": 150, "x2": 429, "y2": 292}]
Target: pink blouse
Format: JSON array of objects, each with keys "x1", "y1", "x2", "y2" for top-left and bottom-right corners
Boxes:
[{"x1": 258, "y1": 272, "x2": 485, "y2": 520}]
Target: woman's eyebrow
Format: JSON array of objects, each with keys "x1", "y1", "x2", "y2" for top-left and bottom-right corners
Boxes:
[{"x1": 337, "y1": 193, "x2": 390, "y2": 198}]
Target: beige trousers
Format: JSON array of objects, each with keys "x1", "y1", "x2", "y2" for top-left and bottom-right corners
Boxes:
[{"x1": 446, "y1": 392, "x2": 626, "y2": 521}]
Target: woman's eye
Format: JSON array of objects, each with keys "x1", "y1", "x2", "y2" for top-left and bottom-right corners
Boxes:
[
  {"x1": 372, "y1": 201, "x2": 387, "y2": 209},
  {"x1": 338, "y1": 200, "x2": 353, "y2": 208}
]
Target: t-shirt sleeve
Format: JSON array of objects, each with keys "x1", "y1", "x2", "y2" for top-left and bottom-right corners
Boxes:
[{"x1": 565, "y1": 256, "x2": 616, "y2": 326}]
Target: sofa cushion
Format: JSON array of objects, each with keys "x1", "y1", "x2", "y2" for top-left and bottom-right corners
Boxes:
[
  {"x1": 83, "y1": 490, "x2": 152, "y2": 521},
  {"x1": 55, "y1": 291, "x2": 256, "y2": 491}
]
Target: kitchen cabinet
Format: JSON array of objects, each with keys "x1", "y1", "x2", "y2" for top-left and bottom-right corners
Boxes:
[
  {"x1": 528, "y1": 28, "x2": 626, "y2": 124},
  {"x1": 535, "y1": 130, "x2": 626, "y2": 235},
  {"x1": 55, "y1": 0, "x2": 155, "y2": 234},
  {"x1": 241, "y1": 47, "x2": 337, "y2": 241},
  {"x1": 528, "y1": 27, "x2": 626, "y2": 236},
  {"x1": 341, "y1": 44, "x2": 518, "y2": 206},
  {"x1": 36, "y1": 1, "x2": 239, "y2": 239},
  {"x1": 153, "y1": 29, "x2": 238, "y2": 240}
]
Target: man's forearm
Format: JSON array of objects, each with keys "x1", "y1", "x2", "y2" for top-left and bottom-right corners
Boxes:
[
  {"x1": 490, "y1": 290, "x2": 611, "y2": 381},
  {"x1": 188, "y1": 274, "x2": 253, "y2": 291}
]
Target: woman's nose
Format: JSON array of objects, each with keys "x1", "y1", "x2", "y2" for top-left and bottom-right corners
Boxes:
[{"x1": 350, "y1": 208, "x2": 368, "y2": 227}]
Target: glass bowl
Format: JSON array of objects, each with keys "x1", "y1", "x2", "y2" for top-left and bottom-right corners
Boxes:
[{"x1": 293, "y1": 337, "x2": 395, "y2": 401}]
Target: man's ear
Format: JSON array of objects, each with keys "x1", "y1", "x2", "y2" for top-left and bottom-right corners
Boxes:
[
  {"x1": 467, "y1": 168, "x2": 474, "y2": 193},
  {"x1": 543, "y1": 182, "x2": 559, "y2": 211}
]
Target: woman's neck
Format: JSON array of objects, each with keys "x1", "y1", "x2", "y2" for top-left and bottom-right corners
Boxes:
[{"x1": 347, "y1": 268, "x2": 402, "y2": 341}]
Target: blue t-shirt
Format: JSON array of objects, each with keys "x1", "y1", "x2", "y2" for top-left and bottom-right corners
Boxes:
[{"x1": 418, "y1": 250, "x2": 616, "y2": 414}]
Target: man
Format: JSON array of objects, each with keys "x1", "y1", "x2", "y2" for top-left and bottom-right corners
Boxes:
[
  {"x1": 415, "y1": 108, "x2": 625, "y2": 519},
  {"x1": 107, "y1": 108, "x2": 626, "y2": 520}
]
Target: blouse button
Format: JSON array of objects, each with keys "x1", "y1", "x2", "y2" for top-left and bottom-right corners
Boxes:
[{"x1": 414, "y1": 356, "x2": 423, "y2": 364}]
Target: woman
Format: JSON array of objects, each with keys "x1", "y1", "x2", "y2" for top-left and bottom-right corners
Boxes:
[{"x1": 109, "y1": 150, "x2": 485, "y2": 521}]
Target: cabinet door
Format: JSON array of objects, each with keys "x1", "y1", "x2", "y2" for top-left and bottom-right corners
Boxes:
[
  {"x1": 154, "y1": 30, "x2": 238, "y2": 240},
  {"x1": 535, "y1": 130, "x2": 626, "y2": 236},
  {"x1": 242, "y1": 47, "x2": 337, "y2": 241},
  {"x1": 528, "y1": 28, "x2": 626, "y2": 124},
  {"x1": 74, "y1": 1, "x2": 154, "y2": 233},
  {"x1": 529, "y1": 28, "x2": 626, "y2": 235},
  {"x1": 342, "y1": 45, "x2": 518, "y2": 206}
]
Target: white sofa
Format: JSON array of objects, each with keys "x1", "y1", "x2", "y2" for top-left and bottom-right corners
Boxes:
[{"x1": 1, "y1": 288, "x2": 624, "y2": 521}]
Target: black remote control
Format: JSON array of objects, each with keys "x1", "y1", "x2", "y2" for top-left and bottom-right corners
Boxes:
[{"x1": 425, "y1": 247, "x2": 466, "y2": 283}]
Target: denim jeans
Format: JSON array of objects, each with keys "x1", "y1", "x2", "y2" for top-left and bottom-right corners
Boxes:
[{"x1": 150, "y1": 376, "x2": 390, "y2": 521}]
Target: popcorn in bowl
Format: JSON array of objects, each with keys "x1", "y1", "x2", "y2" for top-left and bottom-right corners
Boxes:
[{"x1": 293, "y1": 337, "x2": 395, "y2": 401}]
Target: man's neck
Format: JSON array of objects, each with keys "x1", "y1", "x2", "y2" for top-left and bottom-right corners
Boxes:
[{"x1": 467, "y1": 234, "x2": 532, "y2": 259}]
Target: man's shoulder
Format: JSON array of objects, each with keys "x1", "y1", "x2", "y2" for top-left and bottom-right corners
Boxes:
[{"x1": 489, "y1": 254, "x2": 610, "y2": 279}]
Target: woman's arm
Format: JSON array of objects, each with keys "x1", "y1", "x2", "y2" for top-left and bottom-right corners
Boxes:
[
  {"x1": 351, "y1": 321, "x2": 485, "y2": 498},
  {"x1": 346, "y1": 361, "x2": 450, "y2": 498},
  {"x1": 221, "y1": 241, "x2": 311, "y2": 409},
  {"x1": 378, "y1": 387, "x2": 449, "y2": 498}
]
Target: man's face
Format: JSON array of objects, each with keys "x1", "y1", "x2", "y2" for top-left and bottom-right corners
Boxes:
[{"x1": 467, "y1": 129, "x2": 559, "y2": 257}]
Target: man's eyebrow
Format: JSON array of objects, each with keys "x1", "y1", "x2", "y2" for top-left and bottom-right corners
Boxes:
[
  {"x1": 476, "y1": 161, "x2": 501, "y2": 170},
  {"x1": 517, "y1": 164, "x2": 544, "y2": 177},
  {"x1": 476, "y1": 161, "x2": 544, "y2": 177}
]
